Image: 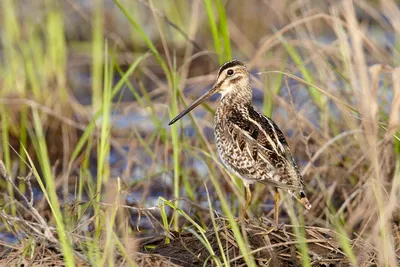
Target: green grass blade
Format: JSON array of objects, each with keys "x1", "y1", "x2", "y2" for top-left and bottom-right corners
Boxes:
[
  {"x1": 91, "y1": 0, "x2": 104, "y2": 111},
  {"x1": 214, "y1": 0, "x2": 231, "y2": 61},
  {"x1": 278, "y1": 34, "x2": 325, "y2": 110},
  {"x1": 203, "y1": 0, "x2": 222, "y2": 63},
  {"x1": 113, "y1": 0, "x2": 171, "y2": 83},
  {"x1": 29, "y1": 109, "x2": 75, "y2": 267},
  {"x1": 205, "y1": 183, "x2": 228, "y2": 266}
]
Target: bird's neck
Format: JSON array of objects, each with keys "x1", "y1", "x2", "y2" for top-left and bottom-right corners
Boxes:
[{"x1": 219, "y1": 84, "x2": 252, "y2": 110}]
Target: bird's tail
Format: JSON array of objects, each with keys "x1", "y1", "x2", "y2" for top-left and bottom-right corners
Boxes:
[
  {"x1": 260, "y1": 179, "x2": 312, "y2": 209},
  {"x1": 299, "y1": 191, "x2": 312, "y2": 210},
  {"x1": 288, "y1": 190, "x2": 312, "y2": 209}
]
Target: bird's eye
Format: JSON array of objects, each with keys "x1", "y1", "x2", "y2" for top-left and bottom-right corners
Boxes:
[{"x1": 227, "y1": 69, "x2": 234, "y2": 76}]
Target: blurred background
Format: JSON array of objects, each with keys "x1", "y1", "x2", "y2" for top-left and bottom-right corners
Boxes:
[{"x1": 0, "y1": 0, "x2": 399, "y2": 266}]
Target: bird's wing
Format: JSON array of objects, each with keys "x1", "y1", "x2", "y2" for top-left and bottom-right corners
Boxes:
[{"x1": 227, "y1": 105, "x2": 303, "y2": 189}]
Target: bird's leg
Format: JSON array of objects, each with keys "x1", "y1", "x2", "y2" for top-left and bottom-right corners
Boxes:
[
  {"x1": 241, "y1": 184, "x2": 252, "y2": 219},
  {"x1": 261, "y1": 188, "x2": 283, "y2": 234},
  {"x1": 273, "y1": 188, "x2": 280, "y2": 227}
]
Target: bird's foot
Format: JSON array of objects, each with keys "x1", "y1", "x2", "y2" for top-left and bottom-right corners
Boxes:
[
  {"x1": 276, "y1": 222, "x2": 285, "y2": 230},
  {"x1": 235, "y1": 215, "x2": 251, "y2": 224},
  {"x1": 257, "y1": 218, "x2": 285, "y2": 234},
  {"x1": 264, "y1": 223, "x2": 284, "y2": 235}
]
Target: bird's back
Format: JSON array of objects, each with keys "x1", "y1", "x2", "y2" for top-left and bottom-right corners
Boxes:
[{"x1": 215, "y1": 102, "x2": 304, "y2": 190}]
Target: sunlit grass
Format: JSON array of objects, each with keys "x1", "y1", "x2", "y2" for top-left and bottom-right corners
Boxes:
[
  {"x1": 91, "y1": 0, "x2": 104, "y2": 112},
  {"x1": 29, "y1": 111, "x2": 75, "y2": 266}
]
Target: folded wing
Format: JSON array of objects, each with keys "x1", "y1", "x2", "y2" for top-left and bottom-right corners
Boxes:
[{"x1": 226, "y1": 106, "x2": 304, "y2": 190}]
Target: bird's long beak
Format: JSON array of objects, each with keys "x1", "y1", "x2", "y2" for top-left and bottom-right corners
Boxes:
[{"x1": 169, "y1": 84, "x2": 219, "y2": 125}]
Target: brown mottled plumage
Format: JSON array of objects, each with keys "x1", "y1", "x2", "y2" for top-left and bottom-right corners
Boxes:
[{"x1": 169, "y1": 60, "x2": 311, "y2": 226}]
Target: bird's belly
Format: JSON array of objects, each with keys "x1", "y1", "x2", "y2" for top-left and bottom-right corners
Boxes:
[
  {"x1": 217, "y1": 148, "x2": 256, "y2": 185},
  {"x1": 215, "y1": 131, "x2": 258, "y2": 185},
  {"x1": 215, "y1": 126, "x2": 285, "y2": 185}
]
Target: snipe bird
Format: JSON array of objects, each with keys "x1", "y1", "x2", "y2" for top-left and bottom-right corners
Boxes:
[{"x1": 169, "y1": 60, "x2": 311, "y2": 226}]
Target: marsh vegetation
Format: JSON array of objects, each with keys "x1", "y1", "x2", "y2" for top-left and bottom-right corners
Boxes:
[{"x1": 0, "y1": 0, "x2": 399, "y2": 266}]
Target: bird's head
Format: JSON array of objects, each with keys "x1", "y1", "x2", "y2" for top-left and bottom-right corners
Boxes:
[{"x1": 169, "y1": 60, "x2": 249, "y2": 125}]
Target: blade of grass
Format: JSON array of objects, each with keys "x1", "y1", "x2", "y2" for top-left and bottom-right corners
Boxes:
[
  {"x1": 45, "y1": 6, "x2": 67, "y2": 100},
  {"x1": 91, "y1": 0, "x2": 104, "y2": 112},
  {"x1": 158, "y1": 197, "x2": 170, "y2": 244},
  {"x1": 114, "y1": 0, "x2": 172, "y2": 83},
  {"x1": 332, "y1": 217, "x2": 358, "y2": 266},
  {"x1": 274, "y1": 32, "x2": 326, "y2": 112},
  {"x1": 97, "y1": 40, "x2": 112, "y2": 187},
  {"x1": 0, "y1": 109, "x2": 16, "y2": 215},
  {"x1": 203, "y1": 0, "x2": 222, "y2": 63},
  {"x1": 113, "y1": 231, "x2": 136, "y2": 267},
  {"x1": 100, "y1": 179, "x2": 122, "y2": 266},
  {"x1": 159, "y1": 196, "x2": 220, "y2": 262},
  {"x1": 187, "y1": 146, "x2": 256, "y2": 266},
  {"x1": 214, "y1": 0, "x2": 231, "y2": 61},
  {"x1": 205, "y1": 182, "x2": 228, "y2": 266},
  {"x1": 285, "y1": 199, "x2": 311, "y2": 267},
  {"x1": 262, "y1": 58, "x2": 286, "y2": 117},
  {"x1": 28, "y1": 109, "x2": 75, "y2": 267},
  {"x1": 170, "y1": 59, "x2": 182, "y2": 231},
  {"x1": 69, "y1": 54, "x2": 148, "y2": 166}
]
